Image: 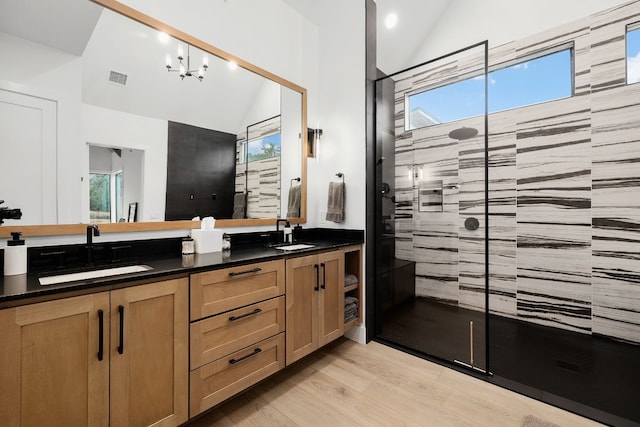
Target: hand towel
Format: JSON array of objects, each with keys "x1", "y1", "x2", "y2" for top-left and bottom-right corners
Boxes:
[
  {"x1": 287, "y1": 185, "x2": 301, "y2": 218},
  {"x1": 325, "y1": 182, "x2": 345, "y2": 223},
  {"x1": 232, "y1": 192, "x2": 246, "y2": 219}
]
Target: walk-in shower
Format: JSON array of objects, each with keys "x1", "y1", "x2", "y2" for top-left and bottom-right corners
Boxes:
[{"x1": 373, "y1": 31, "x2": 640, "y2": 425}]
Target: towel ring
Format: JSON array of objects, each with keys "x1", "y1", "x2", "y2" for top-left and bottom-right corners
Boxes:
[
  {"x1": 336, "y1": 173, "x2": 344, "y2": 182},
  {"x1": 290, "y1": 177, "x2": 301, "y2": 186}
]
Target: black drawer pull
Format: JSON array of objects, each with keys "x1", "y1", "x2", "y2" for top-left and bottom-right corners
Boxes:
[
  {"x1": 314, "y1": 264, "x2": 319, "y2": 291},
  {"x1": 229, "y1": 267, "x2": 262, "y2": 277},
  {"x1": 229, "y1": 308, "x2": 262, "y2": 321},
  {"x1": 229, "y1": 348, "x2": 262, "y2": 365},
  {"x1": 321, "y1": 263, "x2": 326, "y2": 289},
  {"x1": 117, "y1": 305, "x2": 124, "y2": 355},
  {"x1": 97, "y1": 309, "x2": 104, "y2": 361}
]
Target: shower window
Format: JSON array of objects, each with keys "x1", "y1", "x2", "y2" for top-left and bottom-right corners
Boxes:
[
  {"x1": 406, "y1": 44, "x2": 574, "y2": 131},
  {"x1": 243, "y1": 132, "x2": 281, "y2": 163},
  {"x1": 627, "y1": 23, "x2": 640, "y2": 84}
]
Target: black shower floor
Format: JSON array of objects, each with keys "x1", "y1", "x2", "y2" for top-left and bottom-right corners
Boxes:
[{"x1": 377, "y1": 297, "x2": 640, "y2": 425}]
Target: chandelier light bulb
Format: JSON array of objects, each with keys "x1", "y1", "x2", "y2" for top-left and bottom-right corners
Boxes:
[
  {"x1": 165, "y1": 54, "x2": 172, "y2": 69},
  {"x1": 177, "y1": 44, "x2": 184, "y2": 60},
  {"x1": 202, "y1": 55, "x2": 208, "y2": 69},
  {"x1": 179, "y1": 64, "x2": 186, "y2": 78},
  {"x1": 228, "y1": 60, "x2": 238, "y2": 71}
]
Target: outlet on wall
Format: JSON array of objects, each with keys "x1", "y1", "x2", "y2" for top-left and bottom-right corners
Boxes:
[{"x1": 319, "y1": 210, "x2": 326, "y2": 224}]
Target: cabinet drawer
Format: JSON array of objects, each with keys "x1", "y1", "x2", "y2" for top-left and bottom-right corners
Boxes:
[
  {"x1": 190, "y1": 296, "x2": 285, "y2": 369},
  {"x1": 189, "y1": 333, "x2": 285, "y2": 417},
  {"x1": 190, "y1": 259, "x2": 285, "y2": 320}
]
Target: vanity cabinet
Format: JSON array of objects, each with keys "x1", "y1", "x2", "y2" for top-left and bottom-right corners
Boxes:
[
  {"x1": 285, "y1": 250, "x2": 344, "y2": 364},
  {"x1": 0, "y1": 278, "x2": 188, "y2": 427},
  {"x1": 189, "y1": 260, "x2": 286, "y2": 417}
]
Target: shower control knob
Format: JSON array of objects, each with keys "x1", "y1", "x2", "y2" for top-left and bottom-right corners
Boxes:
[{"x1": 464, "y1": 217, "x2": 480, "y2": 231}]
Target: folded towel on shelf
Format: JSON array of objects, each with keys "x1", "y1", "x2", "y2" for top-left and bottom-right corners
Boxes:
[
  {"x1": 345, "y1": 302, "x2": 358, "y2": 310},
  {"x1": 345, "y1": 306, "x2": 358, "y2": 322},
  {"x1": 325, "y1": 182, "x2": 345, "y2": 223},
  {"x1": 232, "y1": 192, "x2": 246, "y2": 219},
  {"x1": 287, "y1": 185, "x2": 301, "y2": 218},
  {"x1": 344, "y1": 274, "x2": 358, "y2": 287},
  {"x1": 345, "y1": 296, "x2": 359, "y2": 306}
]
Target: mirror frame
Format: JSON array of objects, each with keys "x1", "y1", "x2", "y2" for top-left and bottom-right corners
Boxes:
[{"x1": 0, "y1": 0, "x2": 307, "y2": 238}]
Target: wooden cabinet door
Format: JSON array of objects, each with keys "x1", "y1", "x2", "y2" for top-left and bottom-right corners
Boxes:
[
  {"x1": 0, "y1": 293, "x2": 110, "y2": 427},
  {"x1": 285, "y1": 254, "x2": 319, "y2": 364},
  {"x1": 109, "y1": 278, "x2": 188, "y2": 427},
  {"x1": 318, "y1": 250, "x2": 344, "y2": 346}
]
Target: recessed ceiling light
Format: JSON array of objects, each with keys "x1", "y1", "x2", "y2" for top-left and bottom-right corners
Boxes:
[
  {"x1": 385, "y1": 12, "x2": 398, "y2": 29},
  {"x1": 228, "y1": 60, "x2": 238, "y2": 71},
  {"x1": 157, "y1": 32, "x2": 170, "y2": 43}
]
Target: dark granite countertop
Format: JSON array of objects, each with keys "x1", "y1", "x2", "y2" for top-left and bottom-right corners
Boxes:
[{"x1": 0, "y1": 233, "x2": 363, "y2": 308}]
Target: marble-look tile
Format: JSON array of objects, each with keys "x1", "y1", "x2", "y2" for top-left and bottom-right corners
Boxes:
[
  {"x1": 458, "y1": 124, "x2": 487, "y2": 311},
  {"x1": 414, "y1": 219, "x2": 459, "y2": 303},
  {"x1": 487, "y1": 112, "x2": 518, "y2": 316},
  {"x1": 588, "y1": 1, "x2": 640, "y2": 92},
  {"x1": 591, "y1": 83, "x2": 640, "y2": 342},
  {"x1": 515, "y1": 99, "x2": 592, "y2": 332}
]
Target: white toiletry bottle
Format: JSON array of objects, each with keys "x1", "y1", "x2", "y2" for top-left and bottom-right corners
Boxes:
[{"x1": 4, "y1": 231, "x2": 27, "y2": 276}]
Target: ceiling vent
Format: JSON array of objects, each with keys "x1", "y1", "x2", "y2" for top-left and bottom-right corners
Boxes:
[{"x1": 107, "y1": 69, "x2": 128, "y2": 86}]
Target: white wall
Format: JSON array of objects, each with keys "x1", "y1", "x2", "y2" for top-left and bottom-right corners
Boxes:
[
  {"x1": 305, "y1": 0, "x2": 367, "y2": 231},
  {"x1": 82, "y1": 104, "x2": 168, "y2": 223},
  {"x1": 412, "y1": 0, "x2": 631, "y2": 62},
  {"x1": 0, "y1": 31, "x2": 83, "y2": 225}
]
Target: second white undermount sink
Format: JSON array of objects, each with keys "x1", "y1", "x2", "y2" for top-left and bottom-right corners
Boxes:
[
  {"x1": 274, "y1": 243, "x2": 316, "y2": 251},
  {"x1": 39, "y1": 265, "x2": 153, "y2": 286}
]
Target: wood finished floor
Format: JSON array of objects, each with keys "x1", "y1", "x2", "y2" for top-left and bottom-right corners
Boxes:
[{"x1": 185, "y1": 338, "x2": 603, "y2": 427}]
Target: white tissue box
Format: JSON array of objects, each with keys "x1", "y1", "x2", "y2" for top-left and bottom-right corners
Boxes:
[{"x1": 191, "y1": 229, "x2": 223, "y2": 253}]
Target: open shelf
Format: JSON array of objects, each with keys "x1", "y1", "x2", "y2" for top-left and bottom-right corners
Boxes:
[
  {"x1": 343, "y1": 245, "x2": 363, "y2": 329},
  {"x1": 344, "y1": 283, "x2": 359, "y2": 293}
]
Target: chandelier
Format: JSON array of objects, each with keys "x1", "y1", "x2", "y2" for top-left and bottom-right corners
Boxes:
[{"x1": 165, "y1": 44, "x2": 208, "y2": 81}]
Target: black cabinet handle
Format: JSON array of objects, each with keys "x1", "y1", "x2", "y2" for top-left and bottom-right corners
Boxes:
[
  {"x1": 314, "y1": 264, "x2": 319, "y2": 291},
  {"x1": 229, "y1": 308, "x2": 262, "y2": 321},
  {"x1": 97, "y1": 309, "x2": 104, "y2": 361},
  {"x1": 229, "y1": 267, "x2": 262, "y2": 277},
  {"x1": 117, "y1": 305, "x2": 124, "y2": 355},
  {"x1": 321, "y1": 263, "x2": 326, "y2": 289},
  {"x1": 229, "y1": 348, "x2": 262, "y2": 365}
]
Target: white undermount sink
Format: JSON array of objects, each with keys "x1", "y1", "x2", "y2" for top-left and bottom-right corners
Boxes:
[
  {"x1": 39, "y1": 265, "x2": 153, "y2": 286},
  {"x1": 274, "y1": 243, "x2": 316, "y2": 251}
]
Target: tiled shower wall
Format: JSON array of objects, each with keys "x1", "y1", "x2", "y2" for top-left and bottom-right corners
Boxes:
[
  {"x1": 235, "y1": 116, "x2": 281, "y2": 218},
  {"x1": 394, "y1": 0, "x2": 640, "y2": 343}
]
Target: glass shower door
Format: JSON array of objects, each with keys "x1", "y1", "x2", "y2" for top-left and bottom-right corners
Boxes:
[{"x1": 375, "y1": 41, "x2": 489, "y2": 373}]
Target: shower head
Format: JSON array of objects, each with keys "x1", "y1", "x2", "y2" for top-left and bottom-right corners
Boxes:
[{"x1": 448, "y1": 127, "x2": 478, "y2": 140}]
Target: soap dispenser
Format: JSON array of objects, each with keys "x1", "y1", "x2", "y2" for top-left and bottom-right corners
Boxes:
[
  {"x1": 284, "y1": 223, "x2": 292, "y2": 244},
  {"x1": 4, "y1": 231, "x2": 27, "y2": 276}
]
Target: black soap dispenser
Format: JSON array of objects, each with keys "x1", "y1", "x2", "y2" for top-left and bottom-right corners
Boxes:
[{"x1": 4, "y1": 231, "x2": 27, "y2": 276}]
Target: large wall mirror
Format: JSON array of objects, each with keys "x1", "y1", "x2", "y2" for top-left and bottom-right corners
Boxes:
[{"x1": 0, "y1": 0, "x2": 307, "y2": 237}]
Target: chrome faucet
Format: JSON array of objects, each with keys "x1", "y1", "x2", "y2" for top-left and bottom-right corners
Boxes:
[
  {"x1": 275, "y1": 218, "x2": 290, "y2": 243},
  {"x1": 86, "y1": 224, "x2": 101, "y2": 264}
]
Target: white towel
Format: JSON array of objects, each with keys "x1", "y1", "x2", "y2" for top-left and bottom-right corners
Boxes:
[{"x1": 325, "y1": 182, "x2": 345, "y2": 223}]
